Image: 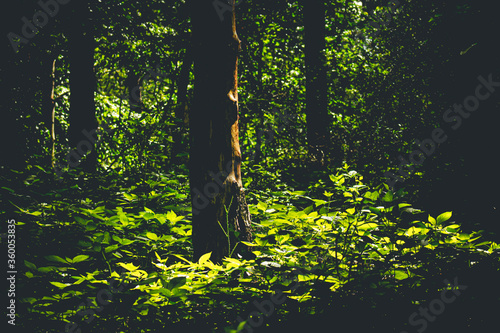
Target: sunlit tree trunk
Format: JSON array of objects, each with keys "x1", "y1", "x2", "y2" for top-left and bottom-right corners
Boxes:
[
  {"x1": 189, "y1": 0, "x2": 252, "y2": 262},
  {"x1": 42, "y1": 57, "x2": 57, "y2": 167}
]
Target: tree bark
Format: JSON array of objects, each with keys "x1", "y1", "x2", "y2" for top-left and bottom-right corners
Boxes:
[
  {"x1": 41, "y1": 56, "x2": 57, "y2": 168},
  {"x1": 303, "y1": 0, "x2": 330, "y2": 164},
  {"x1": 50, "y1": 60, "x2": 57, "y2": 167},
  {"x1": 189, "y1": 0, "x2": 252, "y2": 263},
  {"x1": 67, "y1": 0, "x2": 98, "y2": 172}
]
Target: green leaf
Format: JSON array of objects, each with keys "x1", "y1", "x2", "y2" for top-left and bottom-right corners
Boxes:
[
  {"x1": 257, "y1": 201, "x2": 268, "y2": 211},
  {"x1": 117, "y1": 207, "x2": 129, "y2": 226},
  {"x1": 405, "y1": 226, "x2": 428, "y2": 237},
  {"x1": 166, "y1": 211, "x2": 183, "y2": 223},
  {"x1": 121, "y1": 238, "x2": 135, "y2": 246},
  {"x1": 50, "y1": 281, "x2": 70, "y2": 289},
  {"x1": 45, "y1": 255, "x2": 68, "y2": 264},
  {"x1": 171, "y1": 254, "x2": 192, "y2": 264},
  {"x1": 146, "y1": 232, "x2": 159, "y2": 241},
  {"x1": 38, "y1": 266, "x2": 56, "y2": 273},
  {"x1": 313, "y1": 199, "x2": 327, "y2": 206},
  {"x1": 255, "y1": 238, "x2": 268, "y2": 246},
  {"x1": 73, "y1": 276, "x2": 86, "y2": 285},
  {"x1": 290, "y1": 191, "x2": 307, "y2": 196},
  {"x1": 159, "y1": 288, "x2": 171, "y2": 297},
  {"x1": 72, "y1": 255, "x2": 90, "y2": 263},
  {"x1": 118, "y1": 262, "x2": 139, "y2": 271},
  {"x1": 436, "y1": 212, "x2": 452, "y2": 224},
  {"x1": 428, "y1": 215, "x2": 436, "y2": 225},
  {"x1": 381, "y1": 191, "x2": 393, "y2": 202},
  {"x1": 394, "y1": 270, "x2": 409, "y2": 280},
  {"x1": 142, "y1": 212, "x2": 155, "y2": 220},
  {"x1": 303, "y1": 205, "x2": 314, "y2": 214},
  {"x1": 458, "y1": 233, "x2": 470, "y2": 241},
  {"x1": 74, "y1": 216, "x2": 87, "y2": 224},
  {"x1": 85, "y1": 222, "x2": 97, "y2": 231},
  {"x1": 25, "y1": 260, "x2": 37, "y2": 270},
  {"x1": 103, "y1": 231, "x2": 111, "y2": 244},
  {"x1": 105, "y1": 244, "x2": 120, "y2": 253},
  {"x1": 123, "y1": 193, "x2": 137, "y2": 201},
  {"x1": 168, "y1": 277, "x2": 187, "y2": 290},
  {"x1": 364, "y1": 191, "x2": 380, "y2": 201},
  {"x1": 445, "y1": 224, "x2": 460, "y2": 233},
  {"x1": 198, "y1": 252, "x2": 211, "y2": 264}
]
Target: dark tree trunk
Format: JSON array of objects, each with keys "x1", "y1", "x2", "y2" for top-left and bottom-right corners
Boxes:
[
  {"x1": 67, "y1": 0, "x2": 98, "y2": 172},
  {"x1": 171, "y1": 48, "x2": 192, "y2": 164},
  {"x1": 189, "y1": 0, "x2": 252, "y2": 263},
  {"x1": 0, "y1": 1, "x2": 29, "y2": 170},
  {"x1": 303, "y1": 0, "x2": 330, "y2": 164}
]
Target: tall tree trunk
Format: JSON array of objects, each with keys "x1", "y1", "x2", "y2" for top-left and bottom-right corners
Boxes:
[
  {"x1": 0, "y1": 0, "x2": 29, "y2": 170},
  {"x1": 189, "y1": 0, "x2": 252, "y2": 263},
  {"x1": 303, "y1": 0, "x2": 330, "y2": 165},
  {"x1": 67, "y1": 0, "x2": 98, "y2": 172},
  {"x1": 42, "y1": 57, "x2": 57, "y2": 167},
  {"x1": 171, "y1": 48, "x2": 192, "y2": 164}
]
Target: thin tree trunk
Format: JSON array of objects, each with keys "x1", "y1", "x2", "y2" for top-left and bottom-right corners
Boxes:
[
  {"x1": 303, "y1": 0, "x2": 330, "y2": 165},
  {"x1": 41, "y1": 57, "x2": 57, "y2": 168},
  {"x1": 189, "y1": 0, "x2": 252, "y2": 263},
  {"x1": 47, "y1": 59, "x2": 57, "y2": 167}
]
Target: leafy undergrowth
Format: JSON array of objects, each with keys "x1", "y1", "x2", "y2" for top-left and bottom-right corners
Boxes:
[{"x1": 4, "y1": 165, "x2": 499, "y2": 332}]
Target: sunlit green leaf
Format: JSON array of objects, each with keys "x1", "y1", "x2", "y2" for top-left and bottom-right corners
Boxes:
[{"x1": 436, "y1": 211, "x2": 452, "y2": 224}]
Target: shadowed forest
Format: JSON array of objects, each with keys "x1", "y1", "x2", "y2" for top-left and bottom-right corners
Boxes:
[{"x1": 1, "y1": 0, "x2": 499, "y2": 332}]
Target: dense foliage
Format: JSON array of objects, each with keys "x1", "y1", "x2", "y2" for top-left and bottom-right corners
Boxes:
[
  {"x1": 4, "y1": 165, "x2": 499, "y2": 331},
  {"x1": 2, "y1": 0, "x2": 499, "y2": 332}
]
